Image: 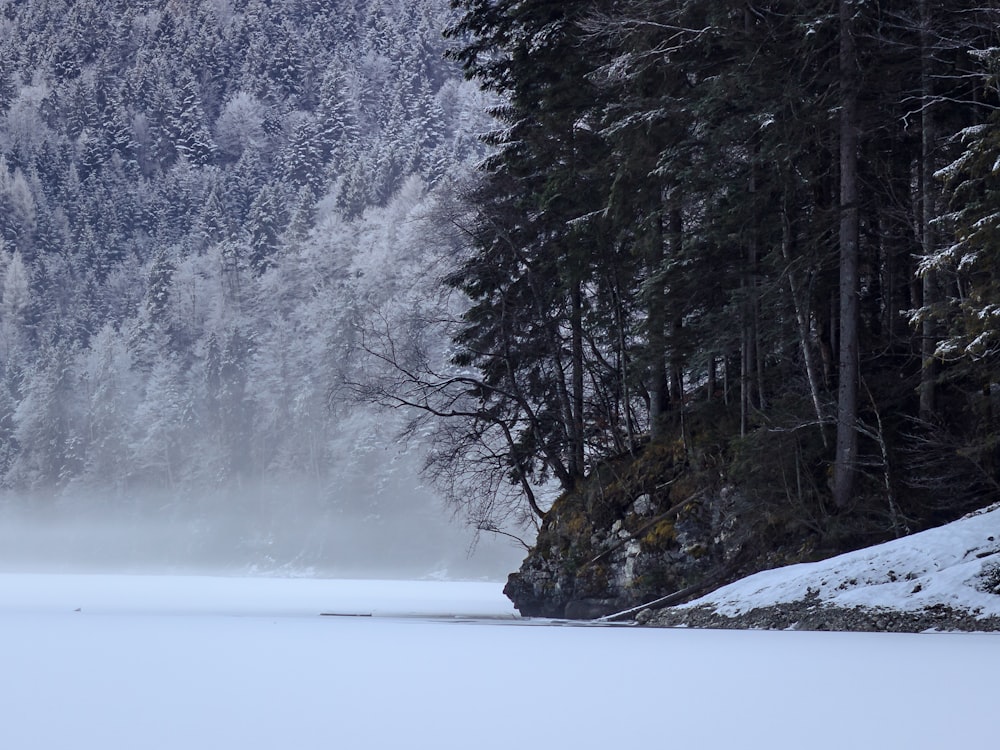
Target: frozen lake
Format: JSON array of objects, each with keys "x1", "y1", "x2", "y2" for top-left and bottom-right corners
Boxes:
[{"x1": 1, "y1": 574, "x2": 996, "y2": 749}]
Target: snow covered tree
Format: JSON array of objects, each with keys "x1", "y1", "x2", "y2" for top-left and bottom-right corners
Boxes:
[
  {"x1": 927, "y1": 47, "x2": 1000, "y2": 382},
  {"x1": 9, "y1": 343, "x2": 82, "y2": 487},
  {"x1": 76, "y1": 323, "x2": 137, "y2": 491},
  {"x1": 213, "y1": 90, "x2": 269, "y2": 162},
  {"x1": 168, "y1": 75, "x2": 216, "y2": 166},
  {"x1": 283, "y1": 116, "x2": 325, "y2": 195},
  {"x1": 0, "y1": 159, "x2": 38, "y2": 257},
  {"x1": 130, "y1": 354, "x2": 193, "y2": 488},
  {"x1": 0, "y1": 247, "x2": 32, "y2": 358},
  {"x1": 246, "y1": 183, "x2": 286, "y2": 276}
]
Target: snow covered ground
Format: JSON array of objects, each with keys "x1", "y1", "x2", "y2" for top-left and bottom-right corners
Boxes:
[
  {"x1": 678, "y1": 503, "x2": 1000, "y2": 619},
  {"x1": 1, "y1": 573, "x2": 997, "y2": 749}
]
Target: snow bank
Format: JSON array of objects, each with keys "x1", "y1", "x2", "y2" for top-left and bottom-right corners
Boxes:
[{"x1": 679, "y1": 504, "x2": 1000, "y2": 618}]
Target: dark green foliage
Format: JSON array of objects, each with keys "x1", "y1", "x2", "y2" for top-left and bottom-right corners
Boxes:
[
  {"x1": 446, "y1": 0, "x2": 1000, "y2": 542},
  {"x1": 932, "y1": 51, "x2": 1000, "y2": 381}
]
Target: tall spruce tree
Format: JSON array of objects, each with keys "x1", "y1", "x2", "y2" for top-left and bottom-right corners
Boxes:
[{"x1": 443, "y1": 0, "x2": 613, "y2": 502}]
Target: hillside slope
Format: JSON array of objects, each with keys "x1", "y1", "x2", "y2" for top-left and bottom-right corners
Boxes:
[{"x1": 647, "y1": 504, "x2": 1000, "y2": 632}]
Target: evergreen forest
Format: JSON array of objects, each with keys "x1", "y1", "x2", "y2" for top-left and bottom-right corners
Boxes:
[
  {"x1": 0, "y1": 0, "x2": 504, "y2": 572},
  {"x1": 400, "y1": 0, "x2": 1000, "y2": 551},
  {"x1": 1, "y1": 0, "x2": 1000, "y2": 575}
]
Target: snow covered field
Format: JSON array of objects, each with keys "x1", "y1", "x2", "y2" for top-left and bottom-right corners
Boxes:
[{"x1": 1, "y1": 574, "x2": 997, "y2": 749}]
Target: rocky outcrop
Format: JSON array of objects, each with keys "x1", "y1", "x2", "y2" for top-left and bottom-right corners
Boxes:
[
  {"x1": 642, "y1": 597, "x2": 1000, "y2": 633},
  {"x1": 504, "y1": 443, "x2": 784, "y2": 619},
  {"x1": 503, "y1": 436, "x2": 1000, "y2": 625}
]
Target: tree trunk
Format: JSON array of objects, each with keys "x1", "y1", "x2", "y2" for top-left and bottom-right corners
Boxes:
[
  {"x1": 570, "y1": 280, "x2": 586, "y2": 477},
  {"x1": 918, "y1": 0, "x2": 938, "y2": 419},
  {"x1": 781, "y1": 199, "x2": 827, "y2": 444},
  {"x1": 667, "y1": 207, "x2": 684, "y2": 407},
  {"x1": 647, "y1": 212, "x2": 669, "y2": 441},
  {"x1": 610, "y1": 268, "x2": 637, "y2": 452},
  {"x1": 740, "y1": 321, "x2": 751, "y2": 437},
  {"x1": 832, "y1": 0, "x2": 860, "y2": 510}
]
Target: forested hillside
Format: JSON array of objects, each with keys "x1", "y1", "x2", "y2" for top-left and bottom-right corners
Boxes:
[
  {"x1": 388, "y1": 0, "x2": 1000, "y2": 571},
  {"x1": 0, "y1": 0, "x2": 509, "y2": 572},
  {"x1": 3, "y1": 0, "x2": 999, "y2": 584}
]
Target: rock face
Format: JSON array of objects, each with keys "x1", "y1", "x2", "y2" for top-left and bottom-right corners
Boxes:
[
  {"x1": 504, "y1": 443, "x2": 766, "y2": 619},
  {"x1": 503, "y1": 435, "x2": 1000, "y2": 623}
]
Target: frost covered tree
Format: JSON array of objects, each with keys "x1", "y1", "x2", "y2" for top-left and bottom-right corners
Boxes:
[
  {"x1": 925, "y1": 46, "x2": 1000, "y2": 386},
  {"x1": 214, "y1": 90, "x2": 269, "y2": 162},
  {"x1": 9, "y1": 344, "x2": 81, "y2": 488},
  {"x1": 0, "y1": 0, "x2": 483, "y2": 551},
  {"x1": 246, "y1": 183, "x2": 286, "y2": 275},
  {"x1": 76, "y1": 324, "x2": 138, "y2": 491}
]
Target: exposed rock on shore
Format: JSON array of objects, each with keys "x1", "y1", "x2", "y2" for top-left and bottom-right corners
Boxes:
[
  {"x1": 503, "y1": 430, "x2": 1000, "y2": 630},
  {"x1": 643, "y1": 598, "x2": 1000, "y2": 633},
  {"x1": 503, "y1": 442, "x2": 809, "y2": 619}
]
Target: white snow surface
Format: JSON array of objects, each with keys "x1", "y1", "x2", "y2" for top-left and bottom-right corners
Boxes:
[
  {"x1": 2, "y1": 572, "x2": 999, "y2": 749},
  {"x1": 680, "y1": 503, "x2": 1000, "y2": 619},
  {"x1": 0, "y1": 574, "x2": 513, "y2": 619}
]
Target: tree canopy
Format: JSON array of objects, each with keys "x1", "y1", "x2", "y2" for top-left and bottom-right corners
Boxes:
[{"x1": 430, "y1": 0, "x2": 1000, "y2": 536}]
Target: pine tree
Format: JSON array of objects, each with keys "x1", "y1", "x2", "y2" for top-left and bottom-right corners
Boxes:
[
  {"x1": 10, "y1": 342, "x2": 81, "y2": 487},
  {"x1": 219, "y1": 326, "x2": 254, "y2": 480},
  {"x1": 77, "y1": 323, "x2": 136, "y2": 490},
  {"x1": 284, "y1": 117, "x2": 325, "y2": 194},
  {"x1": 442, "y1": 0, "x2": 619, "y2": 503},
  {"x1": 930, "y1": 47, "x2": 1000, "y2": 382},
  {"x1": 0, "y1": 247, "x2": 33, "y2": 359},
  {"x1": 246, "y1": 183, "x2": 286, "y2": 275},
  {"x1": 316, "y1": 68, "x2": 359, "y2": 166},
  {"x1": 168, "y1": 76, "x2": 217, "y2": 166}
]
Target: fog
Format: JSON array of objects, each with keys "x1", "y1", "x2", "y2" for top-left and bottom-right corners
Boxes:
[
  {"x1": 0, "y1": 0, "x2": 524, "y2": 585},
  {"x1": 0, "y1": 465, "x2": 527, "y2": 581}
]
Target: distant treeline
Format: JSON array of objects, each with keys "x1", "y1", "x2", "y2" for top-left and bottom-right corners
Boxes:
[{"x1": 0, "y1": 0, "x2": 485, "y2": 499}]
